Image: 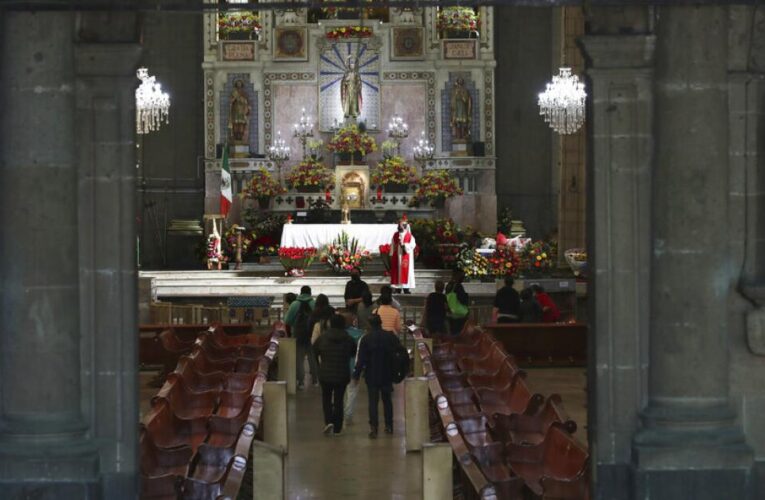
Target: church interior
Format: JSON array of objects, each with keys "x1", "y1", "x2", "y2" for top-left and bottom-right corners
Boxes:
[{"x1": 1, "y1": 1, "x2": 764, "y2": 499}]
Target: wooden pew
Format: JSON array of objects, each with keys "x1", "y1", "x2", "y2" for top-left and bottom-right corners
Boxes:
[
  {"x1": 139, "y1": 323, "x2": 254, "y2": 368},
  {"x1": 483, "y1": 322, "x2": 587, "y2": 367}
]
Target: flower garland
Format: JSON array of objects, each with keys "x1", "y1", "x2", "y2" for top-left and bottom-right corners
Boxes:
[
  {"x1": 321, "y1": 231, "x2": 372, "y2": 273},
  {"x1": 327, "y1": 124, "x2": 377, "y2": 156},
  {"x1": 371, "y1": 156, "x2": 418, "y2": 187},
  {"x1": 218, "y1": 11, "x2": 261, "y2": 38},
  {"x1": 241, "y1": 168, "x2": 285, "y2": 198},
  {"x1": 326, "y1": 26, "x2": 373, "y2": 40},
  {"x1": 285, "y1": 159, "x2": 335, "y2": 190},
  {"x1": 437, "y1": 6, "x2": 480, "y2": 34},
  {"x1": 412, "y1": 169, "x2": 464, "y2": 206}
]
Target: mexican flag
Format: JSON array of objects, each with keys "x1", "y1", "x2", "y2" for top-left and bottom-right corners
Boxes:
[{"x1": 220, "y1": 144, "x2": 232, "y2": 218}]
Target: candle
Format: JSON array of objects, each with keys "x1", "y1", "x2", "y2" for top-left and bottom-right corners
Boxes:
[{"x1": 325, "y1": 189, "x2": 331, "y2": 203}]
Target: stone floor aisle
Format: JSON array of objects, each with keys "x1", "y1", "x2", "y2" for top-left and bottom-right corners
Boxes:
[{"x1": 286, "y1": 383, "x2": 422, "y2": 499}]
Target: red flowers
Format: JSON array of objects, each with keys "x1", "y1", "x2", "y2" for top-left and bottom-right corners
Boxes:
[{"x1": 278, "y1": 247, "x2": 317, "y2": 260}]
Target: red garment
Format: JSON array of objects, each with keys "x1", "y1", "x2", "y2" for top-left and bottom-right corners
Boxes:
[
  {"x1": 535, "y1": 291, "x2": 560, "y2": 323},
  {"x1": 390, "y1": 230, "x2": 414, "y2": 288}
]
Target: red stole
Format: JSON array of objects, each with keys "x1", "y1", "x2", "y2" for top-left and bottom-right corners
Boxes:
[{"x1": 391, "y1": 231, "x2": 412, "y2": 286}]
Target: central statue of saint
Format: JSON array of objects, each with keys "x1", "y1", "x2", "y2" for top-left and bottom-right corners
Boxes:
[{"x1": 341, "y1": 56, "x2": 362, "y2": 119}]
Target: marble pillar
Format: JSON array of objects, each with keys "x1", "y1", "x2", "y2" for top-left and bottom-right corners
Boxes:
[
  {"x1": 581, "y1": 33, "x2": 655, "y2": 500},
  {"x1": 0, "y1": 11, "x2": 98, "y2": 494},
  {"x1": 633, "y1": 6, "x2": 752, "y2": 498}
]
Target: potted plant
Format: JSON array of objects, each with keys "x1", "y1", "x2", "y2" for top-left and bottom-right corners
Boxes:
[
  {"x1": 286, "y1": 159, "x2": 334, "y2": 193},
  {"x1": 437, "y1": 6, "x2": 480, "y2": 39},
  {"x1": 327, "y1": 124, "x2": 377, "y2": 165},
  {"x1": 412, "y1": 169, "x2": 464, "y2": 208},
  {"x1": 278, "y1": 247, "x2": 317, "y2": 277},
  {"x1": 241, "y1": 168, "x2": 286, "y2": 209},
  {"x1": 371, "y1": 156, "x2": 418, "y2": 193},
  {"x1": 218, "y1": 11, "x2": 261, "y2": 41}
]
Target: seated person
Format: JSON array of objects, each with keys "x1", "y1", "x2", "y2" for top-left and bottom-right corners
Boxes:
[{"x1": 519, "y1": 288, "x2": 542, "y2": 323}]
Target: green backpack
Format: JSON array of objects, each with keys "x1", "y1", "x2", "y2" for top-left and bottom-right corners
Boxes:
[{"x1": 446, "y1": 291, "x2": 469, "y2": 319}]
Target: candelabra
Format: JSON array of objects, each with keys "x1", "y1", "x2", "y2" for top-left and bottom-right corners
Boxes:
[
  {"x1": 387, "y1": 114, "x2": 409, "y2": 156},
  {"x1": 292, "y1": 108, "x2": 314, "y2": 160},
  {"x1": 413, "y1": 131, "x2": 435, "y2": 168},
  {"x1": 267, "y1": 130, "x2": 290, "y2": 183}
]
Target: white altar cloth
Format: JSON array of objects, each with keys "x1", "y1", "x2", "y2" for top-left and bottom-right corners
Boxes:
[{"x1": 281, "y1": 224, "x2": 398, "y2": 253}]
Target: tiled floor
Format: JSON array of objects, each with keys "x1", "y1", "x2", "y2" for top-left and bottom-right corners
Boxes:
[
  {"x1": 285, "y1": 383, "x2": 422, "y2": 499},
  {"x1": 138, "y1": 366, "x2": 588, "y2": 498}
]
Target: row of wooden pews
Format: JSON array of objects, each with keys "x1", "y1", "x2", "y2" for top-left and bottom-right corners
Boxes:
[
  {"x1": 414, "y1": 325, "x2": 589, "y2": 499},
  {"x1": 140, "y1": 323, "x2": 283, "y2": 499}
]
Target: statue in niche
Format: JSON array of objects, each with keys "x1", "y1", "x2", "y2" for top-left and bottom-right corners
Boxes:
[
  {"x1": 228, "y1": 79, "x2": 251, "y2": 145},
  {"x1": 341, "y1": 56, "x2": 362, "y2": 120},
  {"x1": 450, "y1": 77, "x2": 472, "y2": 141}
]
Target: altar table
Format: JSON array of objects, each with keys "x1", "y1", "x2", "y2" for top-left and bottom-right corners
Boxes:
[{"x1": 280, "y1": 224, "x2": 398, "y2": 253}]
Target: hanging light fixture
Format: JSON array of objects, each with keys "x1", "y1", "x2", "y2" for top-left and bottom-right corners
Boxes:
[
  {"x1": 538, "y1": 67, "x2": 586, "y2": 135},
  {"x1": 538, "y1": 7, "x2": 586, "y2": 135},
  {"x1": 135, "y1": 67, "x2": 170, "y2": 135}
]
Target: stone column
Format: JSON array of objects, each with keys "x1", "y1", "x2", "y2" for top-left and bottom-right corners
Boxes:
[
  {"x1": 580, "y1": 32, "x2": 655, "y2": 500},
  {"x1": 0, "y1": 11, "x2": 98, "y2": 493},
  {"x1": 633, "y1": 6, "x2": 752, "y2": 498}
]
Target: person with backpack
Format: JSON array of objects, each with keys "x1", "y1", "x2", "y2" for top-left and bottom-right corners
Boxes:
[
  {"x1": 446, "y1": 269, "x2": 470, "y2": 336},
  {"x1": 313, "y1": 314, "x2": 357, "y2": 436},
  {"x1": 352, "y1": 314, "x2": 408, "y2": 438},
  {"x1": 284, "y1": 286, "x2": 317, "y2": 390}
]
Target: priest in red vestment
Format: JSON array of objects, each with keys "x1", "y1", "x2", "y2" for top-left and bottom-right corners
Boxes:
[{"x1": 389, "y1": 215, "x2": 416, "y2": 293}]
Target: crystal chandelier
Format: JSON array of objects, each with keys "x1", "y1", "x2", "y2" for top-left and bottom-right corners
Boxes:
[
  {"x1": 413, "y1": 131, "x2": 434, "y2": 166},
  {"x1": 135, "y1": 67, "x2": 170, "y2": 135},
  {"x1": 538, "y1": 67, "x2": 586, "y2": 135}
]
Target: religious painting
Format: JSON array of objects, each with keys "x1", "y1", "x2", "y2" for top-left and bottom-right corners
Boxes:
[
  {"x1": 391, "y1": 27, "x2": 424, "y2": 60},
  {"x1": 220, "y1": 41, "x2": 256, "y2": 61},
  {"x1": 273, "y1": 27, "x2": 308, "y2": 61},
  {"x1": 442, "y1": 39, "x2": 477, "y2": 60},
  {"x1": 319, "y1": 40, "x2": 381, "y2": 132}
]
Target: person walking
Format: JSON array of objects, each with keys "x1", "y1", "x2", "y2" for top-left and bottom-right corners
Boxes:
[
  {"x1": 422, "y1": 280, "x2": 448, "y2": 336},
  {"x1": 314, "y1": 314, "x2": 356, "y2": 436},
  {"x1": 352, "y1": 314, "x2": 403, "y2": 438},
  {"x1": 355, "y1": 290, "x2": 375, "y2": 332},
  {"x1": 375, "y1": 293, "x2": 401, "y2": 336},
  {"x1": 284, "y1": 286, "x2": 316, "y2": 389},
  {"x1": 309, "y1": 294, "x2": 335, "y2": 345},
  {"x1": 446, "y1": 270, "x2": 470, "y2": 336},
  {"x1": 492, "y1": 277, "x2": 521, "y2": 323}
]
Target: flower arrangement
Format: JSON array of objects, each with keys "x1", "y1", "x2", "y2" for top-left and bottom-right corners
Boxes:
[
  {"x1": 437, "y1": 6, "x2": 480, "y2": 35},
  {"x1": 564, "y1": 248, "x2": 587, "y2": 277},
  {"x1": 380, "y1": 139, "x2": 398, "y2": 159},
  {"x1": 371, "y1": 156, "x2": 418, "y2": 187},
  {"x1": 306, "y1": 138, "x2": 324, "y2": 159},
  {"x1": 224, "y1": 226, "x2": 255, "y2": 257},
  {"x1": 252, "y1": 244, "x2": 279, "y2": 257},
  {"x1": 321, "y1": 231, "x2": 372, "y2": 273},
  {"x1": 412, "y1": 169, "x2": 463, "y2": 207},
  {"x1": 520, "y1": 240, "x2": 555, "y2": 275},
  {"x1": 327, "y1": 124, "x2": 377, "y2": 156},
  {"x1": 285, "y1": 159, "x2": 335, "y2": 191},
  {"x1": 488, "y1": 246, "x2": 521, "y2": 277},
  {"x1": 278, "y1": 247, "x2": 317, "y2": 276},
  {"x1": 218, "y1": 11, "x2": 261, "y2": 39},
  {"x1": 326, "y1": 26, "x2": 373, "y2": 40},
  {"x1": 241, "y1": 168, "x2": 286, "y2": 199},
  {"x1": 456, "y1": 247, "x2": 491, "y2": 279}
]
